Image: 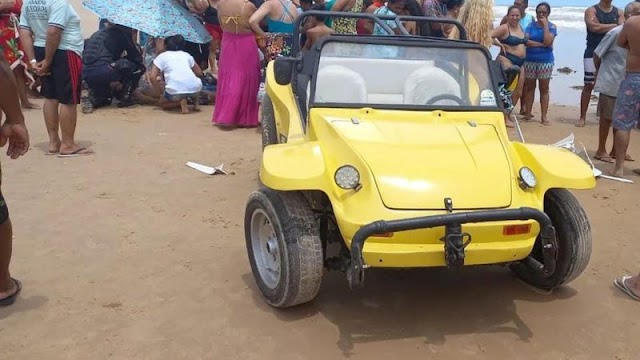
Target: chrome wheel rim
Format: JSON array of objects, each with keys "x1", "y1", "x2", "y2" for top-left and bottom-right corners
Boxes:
[{"x1": 250, "y1": 209, "x2": 281, "y2": 289}]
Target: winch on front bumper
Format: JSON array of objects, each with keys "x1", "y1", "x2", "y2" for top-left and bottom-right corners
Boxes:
[{"x1": 346, "y1": 200, "x2": 558, "y2": 289}]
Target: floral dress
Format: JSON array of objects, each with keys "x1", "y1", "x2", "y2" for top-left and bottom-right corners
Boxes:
[
  {"x1": 0, "y1": 0, "x2": 26, "y2": 65},
  {"x1": 332, "y1": 0, "x2": 364, "y2": 35},
  {"x1": 0, "y1": 0, "x2": 34, "y2": 83}
]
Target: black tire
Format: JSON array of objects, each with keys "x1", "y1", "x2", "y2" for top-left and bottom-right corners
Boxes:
[
  {"x1": 512, "y1": 189, "x2": 592, "y2": 289},
  {"x1": 244, "y1": 188, "x2": 324, "y2": 308},
  {"x1": 261, "y1": 94, "x2": 278, "y2": 150}
]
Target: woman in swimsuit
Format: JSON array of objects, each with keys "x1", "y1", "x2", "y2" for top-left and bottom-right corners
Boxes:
[
  {"x1": 213, "y1": 0, "x2": 261, "y2": 128},
  {"x1": 249, "y1": 0, "x2": 299, "y2": 62},
  {"x1": 491, "y1": 5, "x2": 527, "y2": 114}
]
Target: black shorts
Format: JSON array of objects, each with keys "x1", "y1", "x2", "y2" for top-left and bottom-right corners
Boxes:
[{"x1": 34, "y1": 47, "x2": 83, "y2": 105}]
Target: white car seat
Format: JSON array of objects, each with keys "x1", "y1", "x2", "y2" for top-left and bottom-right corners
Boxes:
[
  {"x1": 313, "y1": 65, "x2": 368, "y2": 104},
  {"x1": 403, "y1": 66, "x2": 462, "y2": 105}
]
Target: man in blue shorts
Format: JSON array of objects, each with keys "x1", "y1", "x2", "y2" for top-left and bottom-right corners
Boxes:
[
  {"x1": 578, "y1": 0, "x2": 624, "y2": 127},
  {"x1": 610, "y1": 13, "x2": 640, "y2": 178},
  {"x1": 19, "y1": 0, "x2": 94, "y2": 157},
  {"x1": 0, "y1": 55, "x2": 30, "y2": 306}
]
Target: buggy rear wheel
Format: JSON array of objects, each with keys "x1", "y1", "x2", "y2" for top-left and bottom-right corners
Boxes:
[
  {"x1": 511, "y1": 189, "x2": 592, "y2": 289},
  {"x1": 244, "y1": 188, "x2": 324, "y2": 308}
]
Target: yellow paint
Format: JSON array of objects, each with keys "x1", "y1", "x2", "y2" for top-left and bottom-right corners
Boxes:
[{"x1": 260, "y1": 70, "x2": 595, "y2": 268}]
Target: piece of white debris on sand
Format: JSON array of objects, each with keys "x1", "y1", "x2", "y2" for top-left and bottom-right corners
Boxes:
[{"x1": 186, "y1": 161, "x2": 233, "y2": 175}]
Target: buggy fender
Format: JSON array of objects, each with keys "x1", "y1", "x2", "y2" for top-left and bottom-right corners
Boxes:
[
  {"x1": 512, "y1": 142, "x2": 596, "y2": 191},
  {"x1": 260, "y1": 142, "x2": 328, "y2": 190}
]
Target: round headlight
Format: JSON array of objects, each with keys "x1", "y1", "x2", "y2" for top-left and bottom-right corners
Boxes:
[
  {"x1": 519, "y1": 167, "x2": 537, "y2": 188},
  {"x1": 335, "y1": 165, "x2": 360, "y2": 190}
]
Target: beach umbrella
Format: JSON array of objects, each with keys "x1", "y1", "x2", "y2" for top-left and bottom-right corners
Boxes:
[{"x1": 82, "y1": 0, "x2": 212, "y2": 44}]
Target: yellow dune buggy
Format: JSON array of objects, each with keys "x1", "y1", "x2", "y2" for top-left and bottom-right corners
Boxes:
[{"x1": 244, "y1": 12, "x2": 596, "y2": 308}]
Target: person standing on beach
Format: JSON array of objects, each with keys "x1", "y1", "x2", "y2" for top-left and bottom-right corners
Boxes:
[
  {"x1": 522, "y1": 2, "x2": 556, "y2": 126},
  {"x1": 609, "y1": 12, "x2": 640, "y2": 178},
  {"x1": 577, "y1": 0, "x2": 624, "y2": 127},
  {"x1": 592, "y1": 2, "x2": 640, "y2": 164},
  {"x1": 18, "y1": 0, "x2": 94, "y2": 157},
  {"x1": 0, "y1": 54, "x2": 30, "y2": 306}
]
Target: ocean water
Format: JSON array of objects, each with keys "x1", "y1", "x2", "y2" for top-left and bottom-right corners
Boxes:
[{"x1": 491, "y1": 1, "x2": 627, "y2": 105}]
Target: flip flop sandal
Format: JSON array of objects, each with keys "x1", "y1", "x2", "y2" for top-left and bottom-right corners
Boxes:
[
  {"x1": 610, "y1": 154, "x2": 636, "y2": 162},
  {"x1": 57, "y1": 148, "x2": 94, "y2": 158},
  {"x1": 0, "y1": 278, "x2": 22, "y2": 306},
  {"x1": 613, "y1": 276, "x2": 640, "y2": 301},
  {"x1": 594, "y1": 155, "x2": 614, "y2": 163}
]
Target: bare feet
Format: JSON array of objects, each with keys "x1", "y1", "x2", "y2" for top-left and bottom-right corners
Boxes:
[
  {"x1": 541, "y1": 119, "x2": 550, "y2": 126},
  {"x1": 594, "y1": 152, "x2": 614, "y2": 163},
  {"x1": 505, "y1": 118, "x2": 515, "y2": 128},
  {"x1": 606, "y1": 168, "x2": 625, "y2": 178},
  {"x1": 47, "y1": 139, "x2": 61, "y2": 155},
  {"x1": 180, "y1": 99, "x2": 189, "y2": 114},
  {"x1": 576, "y1": 118, "x2": 586, "y2": 127}
]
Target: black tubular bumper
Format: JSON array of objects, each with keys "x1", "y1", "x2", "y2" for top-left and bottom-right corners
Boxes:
[{"x1": 346, "y1": 207, "x2": 557, "y2": 289}]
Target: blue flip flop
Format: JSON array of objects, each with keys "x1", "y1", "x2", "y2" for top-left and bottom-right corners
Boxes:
[{"x1": 0, "y1": 278, "x2": 21, "y2": 306}]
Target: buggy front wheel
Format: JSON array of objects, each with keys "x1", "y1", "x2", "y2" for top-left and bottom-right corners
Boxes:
[
  {"x1": 511, "y1": 188, "x2": 592, "y2": 289},
  {"x1": 244, "y1": 188, "x2": 324, "y2": 308}
]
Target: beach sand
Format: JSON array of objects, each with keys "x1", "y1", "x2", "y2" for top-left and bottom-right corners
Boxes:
[
  {"x1": 1, "y1": 4, "x2": 638, "y2": 359},
  {"x1": 0, "y1": 96, "x2": 639, "y2": 359}
]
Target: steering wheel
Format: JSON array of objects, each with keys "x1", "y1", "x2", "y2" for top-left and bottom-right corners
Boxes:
[{"x1": 425, "y1": 94, "x2": 466, "y2": 106}]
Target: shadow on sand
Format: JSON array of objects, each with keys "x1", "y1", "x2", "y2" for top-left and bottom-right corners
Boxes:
[{"x1": 242, "y1": 266, "x2": 577, "y2": 356}]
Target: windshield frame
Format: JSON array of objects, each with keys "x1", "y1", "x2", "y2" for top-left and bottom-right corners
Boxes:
[{"x1": 307, "y1": 36, "x2": 503, "y2": 113}]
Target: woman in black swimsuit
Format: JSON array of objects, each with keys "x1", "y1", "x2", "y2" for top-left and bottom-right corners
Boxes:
[{"x1": 491, "y1": 5, "x2": 528, "y2": 115}]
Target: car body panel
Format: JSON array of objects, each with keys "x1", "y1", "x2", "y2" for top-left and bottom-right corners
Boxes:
[{"x1": 259, "y1": 37, "x2": 596, "y2": 268}]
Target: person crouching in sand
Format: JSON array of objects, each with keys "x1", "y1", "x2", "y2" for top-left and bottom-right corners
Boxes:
[
  {"x1": 303, "y1": 5, "x2": 335, "y2": 50},
  {"x1": 608, "y1": 12, "x2": 640, "y2": 178},
  {"x1": 149, "y1": 35, "x2": 204, "y2": 114}
]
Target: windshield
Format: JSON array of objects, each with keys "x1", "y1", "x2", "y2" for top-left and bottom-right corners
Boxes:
[{"x1": 312, "y1": 41, "x2": 498, "y2": 109}]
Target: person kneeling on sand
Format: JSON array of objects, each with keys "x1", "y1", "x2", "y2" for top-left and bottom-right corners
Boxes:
[
  {"x1": 149, "y1": 35, "x2": 204, "y2": 114},
  {"x1": 592, "y1": 2, "x2": 640, "y2": 164},
  {"x1": 608, "y1": 13, "x2": 640, "y2": 178}
]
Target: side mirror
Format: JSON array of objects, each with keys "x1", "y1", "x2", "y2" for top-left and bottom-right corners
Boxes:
[{"x1": 274, "y1": 57, "x2": 297, "y2": 85}]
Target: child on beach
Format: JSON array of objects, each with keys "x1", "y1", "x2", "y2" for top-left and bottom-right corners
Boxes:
[{"x1": 303, "y1": 5, "x2": 335, "y2": 50}]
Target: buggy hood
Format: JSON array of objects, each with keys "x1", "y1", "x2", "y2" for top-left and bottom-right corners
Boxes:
[{"x1": 314, "y1": 112, "x2": 513, "y2": 210}]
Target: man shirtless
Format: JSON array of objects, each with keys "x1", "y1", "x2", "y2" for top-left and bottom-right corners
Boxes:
[
  {"x1": 303, "y1": 5, "x2": 335, "y2": 50},
  {"x1": 609, "y1": 14, "x2": 640, "y2": 178}
]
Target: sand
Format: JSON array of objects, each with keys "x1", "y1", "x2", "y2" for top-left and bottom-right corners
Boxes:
[{"x1": 0, "y1": 97, "x2": 638, "y2": 359}]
